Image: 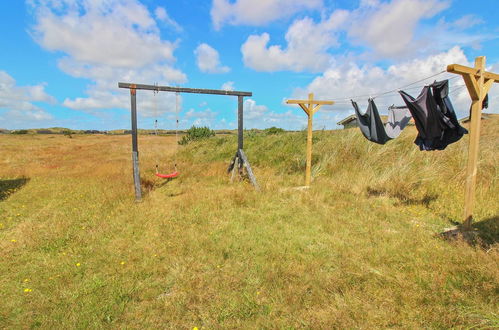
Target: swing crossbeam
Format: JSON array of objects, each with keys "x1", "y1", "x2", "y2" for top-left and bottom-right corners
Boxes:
[
  {"x1": 118, "y1": 83, "x2": 252, "y2": 97},
  {"x1": 119, "y1": 82, "x2": 257, "y2": 202}
]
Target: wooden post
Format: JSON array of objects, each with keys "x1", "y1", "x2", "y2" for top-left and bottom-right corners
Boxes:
[
  {"x1": 305, "y1": 97, "x2": 314, "y2": 186},
  {"x1": 286, "y1": 93, "x2": 334, "y2": 186},
  {"x1": 447, "y1": 56, "x2": 499, "y2": 229},
  {"x1": 130, "y1": 85, "x2": 142, "y2": 202},
  {"x1": 238, "y1": 95, "x2": 244, "y2": 150}
]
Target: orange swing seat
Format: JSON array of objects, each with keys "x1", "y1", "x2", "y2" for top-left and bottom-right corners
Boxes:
[{"x1": 155, "y1": 171, "x2": 179, "y2": 179}]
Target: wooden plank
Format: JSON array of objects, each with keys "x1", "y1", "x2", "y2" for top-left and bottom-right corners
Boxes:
[
  {"x1": 227, "y1": 152, "x2": 238, "y2": 173},
  {"x1": 130, "y1": 86, "x2": 142, "y2": 202},
  {"x1": 132, "y1": 152, "x2": 142, "y2": 202},
  {"x1": 299, "y1": 104, "x2": 310, "y2": 115},
  {"x1": 230, "y1": 155, "x2": 239, "y2": 183},
  {"x1": 238, "y1": 149, "x2": 260, "y2": 191},
  {"x1": 118, "y1": 82, "x2": 252, "y2": 97},
  {"x1": 462, "y1": 99, "x2": 482, "y2": 229},
  {"x1": 311, "y1": 104, "x2": 324, "y2": 116},
  {"x1": 462, "y1": 75, "x2": 480, "y2": 101},
  {"x1": 305, "y1": 114, "x2": 313, "y2": 187},
  {"x1": 483, "y1": 78, "x2": 495, "y2": 95},
  {"x1": 447, "y1": 64, "x2": 499, "y2": 82},
  {"x1": 286, "y1": 99, "x2": 334, "y2": 105},
  {"x1": 462, "y1": 56, "x2": 485, "y2": 229},
  {"x1": 238, "y1": 95, "x2": 244, "y2": 150}
]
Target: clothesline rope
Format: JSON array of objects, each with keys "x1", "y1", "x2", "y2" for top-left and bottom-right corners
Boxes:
[
  {"x1": 331, "y1": 83, "x2": 467, "y2": 108},
  {"x1": 329, "y1": 70, "x2": 460, "y2": 102}
]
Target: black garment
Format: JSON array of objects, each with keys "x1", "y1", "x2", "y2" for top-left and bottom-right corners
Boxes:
[
  {"x1": 482, "y1": 94, "x2": 489, "y2": 109},
  {"x1": 431, "y1": 79, "x2": 468, "y2": 145},
  {"x1": 399, "y1": 80, "x2": 468, "y2": 151},
  {"x1": 351, "y1": 99, "x2": 391, "y2": 145}
]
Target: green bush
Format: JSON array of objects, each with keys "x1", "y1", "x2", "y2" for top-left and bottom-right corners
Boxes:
[
  {"x1": 178, "y1": 126, "x2": 215, "y2": 145},
  {"x1": 11, "y1": 130, "x2": 28, "y2": 135},
  {"x1": 264, "y1": 127, "x2": 285, "y2": 135},
  {"x1": 62, "y1": 129, "x2": 73, "y2": 139}
]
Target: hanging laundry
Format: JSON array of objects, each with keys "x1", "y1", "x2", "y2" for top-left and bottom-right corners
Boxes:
[
  {"x1": 482, "y1": 93, "x2": 489, "y2": 109},
  {"x1": 351, "y1": 99, "x2": 391, "y2": 145},
  {"x1": 399, "y1": 80, "x2": 467, "y2": 151},
  {"x1": 431, "y1": 79, "x2": 468, "y2": 145},
  {"x1": 385, "y1": 106, "x2": 412, "y2": 139}
]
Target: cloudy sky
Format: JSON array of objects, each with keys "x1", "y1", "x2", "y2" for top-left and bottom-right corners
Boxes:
[{"x1": 0, "y1": 0, "x2": 498, "y2": 130}]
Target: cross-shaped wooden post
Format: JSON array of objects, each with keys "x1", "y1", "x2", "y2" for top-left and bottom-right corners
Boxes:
[
  {"x1": 447, "y1": 56, "x2": 499, "y2": 230},
  {"x1": 286, "y1": 93, "x2": 334, "y2": 186}
]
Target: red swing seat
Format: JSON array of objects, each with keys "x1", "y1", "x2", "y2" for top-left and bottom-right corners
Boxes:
[{"x1": 155, "y1": 171, "x2": 179, "y2": 179}]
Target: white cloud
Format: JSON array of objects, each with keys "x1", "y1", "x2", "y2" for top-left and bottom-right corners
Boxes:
[
  {"x1": 31, "y1": 0, "x2": 174, "y2": 68},
  {"x1": 155, "y1": 6, "x2": 182, "y2": 32},
  {"x1": 194, "y1": 43, "x2": 230, "y2": 74},
  {"x1": 293, "y1": 47, "x2": 488, "y2": 128},
  {"x1": 348, "y1": 0, "x2": 450, "y2": 58},
  {"x1": 221, "y1": 81, "x2": 235, "y2": 91},
  {"x1": 0, "y1": 71, "x2": 55, "y2": 127},
  {"x1": 451, "y1": 15, "x2": 484, "y2": 30},
  {"x1": 211, "y1": 0, "x2": 323, "y2": 30},
  {"x1": 241, "y1": 10, "x2": 349, "y2": 72},
  {"x1": 28, "y1": 0, "x2": 187, "y2": 114},
  {"x1": 240, "y1": 0, "x2": 488, "y2": 73},
  {"x1": 245, "y1": 99, "x2": 306, "y2": 129}
]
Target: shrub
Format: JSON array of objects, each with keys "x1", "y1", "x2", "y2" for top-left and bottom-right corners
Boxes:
[
  {"x1": 178, "y1": 126, "x2": 215, "y2": 145},
  {"x1": 11, "y1": 130, "x2": 28, "y2": 135},
  {"x1": 264, "y1": 127, "x2": 285, "y2": 135},
  {"x1": 62, "y1": 129, "x2": 73, "y2": 139}
]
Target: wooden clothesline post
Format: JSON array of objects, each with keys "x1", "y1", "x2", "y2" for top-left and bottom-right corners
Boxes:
[
  {"x1": 447, "y1": 56, "x2": 499, "y2": 230},
  {"x1": 286, "y1": 93, "x2": 334, "y2": 186}
]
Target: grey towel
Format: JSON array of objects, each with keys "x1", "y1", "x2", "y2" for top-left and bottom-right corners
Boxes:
[{"x1": 385, "y1": 107, "x2": 412, "y2": 139}]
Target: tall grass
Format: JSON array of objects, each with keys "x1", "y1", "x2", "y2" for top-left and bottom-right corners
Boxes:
[{"x1": 0, "y1": 118, "x2": 497, "y2": 328}]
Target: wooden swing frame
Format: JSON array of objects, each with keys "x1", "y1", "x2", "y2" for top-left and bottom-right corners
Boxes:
[{"x1": 118, "y1": 82, "x2": 259, "y2": 201}]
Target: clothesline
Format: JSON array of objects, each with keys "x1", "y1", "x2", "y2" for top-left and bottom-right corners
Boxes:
[
  {"x1": 331, "y1": 81, "x2": 466, "y2": 105},
  {"x1": 349, "y1": 79, "x2": 468, "y2": 151},
  {"x1": 327, "y1": 83, "x2": 468, "y2": 112},
  {"x1": 329, "y1": 70, "x2": 460, "y2": 103}
]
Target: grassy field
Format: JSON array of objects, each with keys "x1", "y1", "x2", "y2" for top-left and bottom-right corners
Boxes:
[{"x1": 0, "y1": 118, "x2": 498, "y2": 328}]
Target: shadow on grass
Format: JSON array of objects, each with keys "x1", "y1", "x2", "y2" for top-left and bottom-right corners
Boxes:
[
  {"x1": 0, "y1": 178, "x2": 30, "y2": 201},
  {"x1": 366, "y1": 186, "x2": 438, "y2": 207},
  {"x1": 472, "y1": 216, "x2": 499, "y2": 247},
  {"x1": 440, "y1": 216, "x2": 499, "y2": 249},
  {"x1": 140, "y1": 176, "x2": 182, "y2": 198}
]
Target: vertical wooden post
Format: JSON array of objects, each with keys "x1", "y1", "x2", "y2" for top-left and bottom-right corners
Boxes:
[
  {"x1": 286, "y1": 93, "x2": 334, "y2": 187},
  {"x1": 130, "y1": 85, "x2": 142, "y2": 202},
  {"x1": 238, "y1": 95, "x2": 244, "y2": 151},
  {"x1": 462, "y1": 57, "x2": 485, "y2": 230},
  {"x1": 447, "y1": 56, "x2": 499, "y2": 229},
  {"x1": 305, "y1": 94, "x2": 314, "y2": 186}
]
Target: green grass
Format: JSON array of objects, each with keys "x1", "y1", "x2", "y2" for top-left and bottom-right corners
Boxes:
[{"x1": 0, "y1": 119, "x2": 497, "y2": 328}]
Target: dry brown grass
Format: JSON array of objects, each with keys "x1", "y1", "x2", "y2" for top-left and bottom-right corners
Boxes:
[{"x1": 0, "y1": 119, "x2": 498, "y2": 328}]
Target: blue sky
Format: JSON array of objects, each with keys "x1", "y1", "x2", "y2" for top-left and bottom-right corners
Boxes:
[{"x1": 0, "y1": 0, "x2": 498, "y2": 130}]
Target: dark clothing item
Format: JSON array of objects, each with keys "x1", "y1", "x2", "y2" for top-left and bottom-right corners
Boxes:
[
  {"x1": 430, "y1": 79, "x2": 468, "y2": 145},
  {"x1": 399, "y1": 80, "x2": 467, "y2": 151},
  {"x1": 483, "y1": 94, "x2": 488, "y2": 109},
  {"x1": 351, "y1": 99, "x2": 391, "y2": 145}
]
